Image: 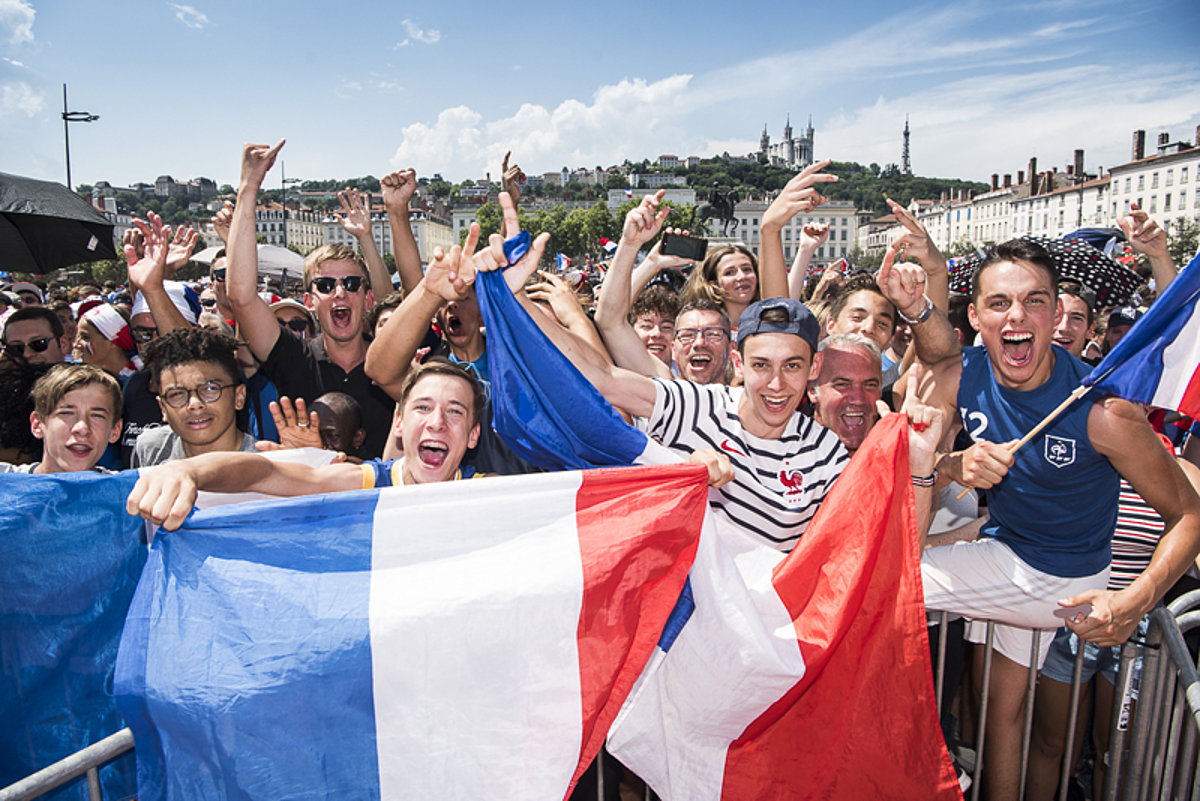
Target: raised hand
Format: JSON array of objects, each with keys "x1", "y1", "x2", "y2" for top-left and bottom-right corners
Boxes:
[
  {"x1": 501, "y1": 150, "x2": 526, "y2": 207},
  {"x1": 621, "y1": 189, "x2": 670, "y2": 248},
  {"x1": 268, "y1": 396, "x2": 323, "y2": 450},
  {"x1": 381, "y1": 168, "x2": 417, "y2": 211},
  {"x1": 240, "y1": 140, "x2": 285, "y2": 189},
  {"x1": 1118, "y1": 202, "x2": 1169, "y2": 263},
  {"x1": 761, "y1": 158, "x2": 838, "y2": 230},
  {"x1": 124, "y1": 212, "x2": 171, "y2": 292},
  {"x1": 799, "y1": 222, "x2": 830, "y2": 251},
  {"x1": 164, "y1": 224, "x2": 199, "y2": 275},
  {"x1": 876, "y1": 241, "x2": 929, "y2": 319},
  {"x1": 336, "y1": 188, "x2": 372, "y2": 239},
  {"x1": 210, "y1": 200, "x2": 234, "y2": 244},
  {"x1": 525, "y1": 271, "x2": 584, "y2": 326},
  {"x1": 425, "y1": 223, "x2": 483, "y2": 303},
  {"x1": 885, "y1": 198, "x2": 947, "y2": 275}
]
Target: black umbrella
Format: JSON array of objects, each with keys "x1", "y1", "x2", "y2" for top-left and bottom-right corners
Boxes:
[
  {"x1": 0, "y1": 171, "x2": 118, "y2": 274},
  {"x1": 948, "y1": 235, "x2": 1141, "y2": 308}
]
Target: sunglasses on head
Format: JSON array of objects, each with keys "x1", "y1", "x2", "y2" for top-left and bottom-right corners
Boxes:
[
  {"x1": 211, "y1": 268, "x2": 226, "y2": 282},
  {"x1": 200, "y1": 298, "x2": 217, "y2": 309},
  {"x1": 310, "y1": 275, "x2": 364, "y2": 294},
  {"x1": 3, "y1": 337, "x2": 53, "y2": 357},
  {"x1": 278, "y1": 318, "x2": 309, "y2": 334}
]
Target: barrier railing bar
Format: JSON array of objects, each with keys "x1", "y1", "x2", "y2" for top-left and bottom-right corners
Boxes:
[
  {"x1": 1103, "y1": 643, "x2": 1138, "y2": 801},
  {"x1": 0, "y1": 728, "x2": 132, "y2": 801},
  {"x1": 1059, "y1": 643, "x2": 1089, "y2": 801},
  {"x1": 972, "y1": 621, "x2": 995, "y2": 801},
  {"x1": 1018, "y1": 630, "x2": 1042, "y2": 801}
]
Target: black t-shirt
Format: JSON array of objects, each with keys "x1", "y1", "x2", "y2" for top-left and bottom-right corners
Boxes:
[
  {"x1": 119, "y1": 369, "x2": 165, "y2": 469},
  {"x1": 260, "y1": 333, "x2": 396, "y2": 459}
]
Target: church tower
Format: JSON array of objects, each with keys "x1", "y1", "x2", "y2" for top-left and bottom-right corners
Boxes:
[
  {"x1": 784, "y1": 115, "x2": 795, "y2": 165},
  {"x1": 760, "y1": 124, "x2": 770, "y2": 159}
]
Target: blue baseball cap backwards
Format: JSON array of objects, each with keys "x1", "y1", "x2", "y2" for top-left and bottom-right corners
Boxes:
[{"x1": 736, "y1": 297, "x2": 820, "y2": 353}]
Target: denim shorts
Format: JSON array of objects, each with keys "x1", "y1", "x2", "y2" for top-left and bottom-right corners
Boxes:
[{"x1": 1039, "y1": 618, "x2": 1147, "y2": 695}]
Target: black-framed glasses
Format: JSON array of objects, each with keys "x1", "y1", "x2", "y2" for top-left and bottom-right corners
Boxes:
[
  {"x1": 200, "y1": 298, "x2": 217, "y2": 309},
  {"x1": 212, "y1": 268, "x2": 227, "y2": 282},
  {"x1": 3, "y1": 337, "x2": 54, "y2": 357},
  {"x1": 278, "y1": 318, "x2": 309, "y2": 335},
  {"x1": 159, "y1": 381, "x2": 238, "y2": 409},
  {"x1": 675, "y1": 326, "x2": 729, "y2": 345},
  {"x1": 131, "y1": 326, "x2": 158, "y2": 344},
  {"x1": 310, "y1": 275, "x2": 364, "y2": 295}
]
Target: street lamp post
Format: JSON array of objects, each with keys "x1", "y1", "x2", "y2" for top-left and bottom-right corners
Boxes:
[
  {"x1": 61, "y1": 83, "x2": 99, "y2": 191},
  {"x1": 281, "y1": 161, "x2": 301, "y2": 250}
]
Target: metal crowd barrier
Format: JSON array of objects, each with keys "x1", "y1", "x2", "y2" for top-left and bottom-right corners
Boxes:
[
  {"x1": 8, "y1": 597, "x2": 1200, "y2": 801},
  {"x1": 0, "y1": 728, "x2": 133, "y2": 801}
]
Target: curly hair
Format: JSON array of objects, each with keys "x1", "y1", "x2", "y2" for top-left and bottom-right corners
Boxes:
[{"x1": 142, "y1": 327, "x2": 242, "y2": 389}]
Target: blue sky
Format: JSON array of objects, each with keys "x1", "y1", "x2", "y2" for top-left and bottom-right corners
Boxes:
[{"x1": 3, "y1": 0, "x2": 1199, "y2": 190}]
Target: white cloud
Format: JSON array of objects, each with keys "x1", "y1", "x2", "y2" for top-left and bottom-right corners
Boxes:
[
  {"x1": 389, "y1": 74, "x2": 694, "y2": 177},
  {"x1": 0, "y1": 0, "x2": 34, "y2": 45},
  {"x1": 1, "y1": 81, "x2": 43, "y2": 117},
  {"x1": 394, "y1": 18, "x2": 439, "y2": 48},
  {"x1": 169, "y1": 3, "x2": 209, "y2": 29}
]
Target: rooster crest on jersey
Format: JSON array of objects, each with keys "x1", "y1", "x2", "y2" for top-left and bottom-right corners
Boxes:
[
  {"x1": 1044, "y1": 435, "x2": 1076, "y2": 468},
  {"x1": 779, "y1": 467, "x2": 804, "y2": 498}
]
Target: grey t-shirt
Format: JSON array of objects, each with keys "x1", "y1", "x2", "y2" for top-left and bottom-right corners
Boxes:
[{"x1": 132, "y1": 428, "x2": 258, "y2": 468}]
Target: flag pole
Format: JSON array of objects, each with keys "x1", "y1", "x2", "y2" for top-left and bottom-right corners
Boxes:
[{"x1": 954, "y1": 383, "x2": 1092, "y2": 500}]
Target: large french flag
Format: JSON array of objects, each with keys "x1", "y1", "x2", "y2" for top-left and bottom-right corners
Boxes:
[
  {"x1": 607, "y1": 415, "x2": 962, "y2": 800},
  {"x1": 474, "y1": 271, "x2": 961, "y2": 799},
  {"x1": 113, "y1": 466, "x2": 707, "y2": 800},
  {"x1": 1084, "y1": 250, "x2": 1200, "y2": 415}
]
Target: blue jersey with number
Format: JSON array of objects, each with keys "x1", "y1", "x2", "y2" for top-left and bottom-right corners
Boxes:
[{"x1": 957, "y1": 344, "x2": 1118, "y2": 577}]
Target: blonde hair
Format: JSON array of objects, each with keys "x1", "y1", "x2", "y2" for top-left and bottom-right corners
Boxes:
[{"x1": 302, "y1": 243, "x2": 370, "y2": 291}]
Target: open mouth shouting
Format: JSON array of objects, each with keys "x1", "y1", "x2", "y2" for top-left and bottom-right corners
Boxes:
[
  {"x1": 417, "y1": 438, "x2": 449, "y2": 469},
  {"x1": 329, "y1": 305, "x2": 354, "y2": 330},
  {"x1": 1000, "y1": 330, "x2": 1034, "y2": 368}
]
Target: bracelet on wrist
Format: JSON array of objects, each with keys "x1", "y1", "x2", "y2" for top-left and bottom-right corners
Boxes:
[
  {"x1": 897, "y1": 294, "x2": 933, "y2": 326},
  {"x1": 911, "y1": 469, "x2": 938, "y2": 488}
]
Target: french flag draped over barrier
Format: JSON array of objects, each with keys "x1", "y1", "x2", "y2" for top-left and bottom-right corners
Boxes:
[
  {"x1": 113, "y1": 465, "x2": 706, "y2": 801},
  {"x1": 474, "y1": 270, "x2": 961, "y2": 799},
  {"x1": 0, "y1": 471, "x2": 143, "y2": 801},
  {"x1": 1083, "y1": 250, "x2": 1200, "y2": 415}
]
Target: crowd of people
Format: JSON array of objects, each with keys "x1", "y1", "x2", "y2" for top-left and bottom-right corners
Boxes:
[{"x1": 3, "y1": 142, "x2": 1199, "y2": 801}]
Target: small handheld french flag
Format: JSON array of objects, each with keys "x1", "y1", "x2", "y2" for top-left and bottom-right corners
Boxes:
[
  {"x1": 599, "y1": 237, "x2": 618, "y2": 256},
  {"x1": 1083, "y1": 251, "x2": 1200, "y2": 416},
  {"x1": 557, "y1": 253, "x2": 571, "y2": 271}
]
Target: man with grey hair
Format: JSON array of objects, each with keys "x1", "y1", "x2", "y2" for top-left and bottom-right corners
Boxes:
[{"x1": 807, "y1": 332, "x2": 883, "y2": 454}]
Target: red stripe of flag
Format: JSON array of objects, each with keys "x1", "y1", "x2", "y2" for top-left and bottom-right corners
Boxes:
[{"x1": 568, "y1": 464, "x2": 707, "y2": 796}]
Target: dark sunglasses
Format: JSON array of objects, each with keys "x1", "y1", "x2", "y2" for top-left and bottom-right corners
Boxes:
[
  {"x1": 200, "y1": 298, "x2": 217, "y2": 309},
  {"x1": 278, "y1": 318, "x2": 309, "y2": 334},
  {"x1": 310, "y1": 275, "x2": 364, "y2": 294},
  {"x1": 3, "y1": 337, "x2": 54, "y2": 357},
  {"x1": 131, "y1": 326, "x2": 158, "y2": 344},
  {"x1": 211, "y1": 268, "x2": 226, "y2": 282}
]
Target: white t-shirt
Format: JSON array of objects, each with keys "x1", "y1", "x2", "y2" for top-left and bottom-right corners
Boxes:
[{"x1": 643, "y1": 379, "x2": 849, "y2": 552}]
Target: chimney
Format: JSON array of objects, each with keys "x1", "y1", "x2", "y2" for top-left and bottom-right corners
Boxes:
[
  {"x1": 1133, "y1": 130, "x2": 1146, "y2": 160},
  {"x1": 1029, "y1": 157, "x2": 1039, "y2": 194},
  {"x1": 1074, "y1": 149, "x2": 1084, "y2": 177},
  {"x1": 1003, "y1": 174, "x2": 1012, "y2": 188},
  {"x1": 1158, "y1": 132, "x2": 1170, "y2": 149},
  {"x1": 991, "y1": 174, "x2": 999, "y2": 191},
  {"x1": 941, "y1": 190, "x2": 947, "y2": 202},
  {"x1": 1018, "y1": 170, "x2": 1025, "y2": 184},
  {"x1": 1052, "y1": 166, "x2": 1058, "y2": 173},
  {"x1": 1066, "y1": 164, "x2": 1074, "y2": 176}
]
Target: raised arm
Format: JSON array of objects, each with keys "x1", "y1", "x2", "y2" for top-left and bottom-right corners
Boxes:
[
  {"x1": 1119, "y1": 202, "x2": 1176, "y2": 293},
  {"x1": 124, "y1": 213, "x2": 192, "y2": 335},
  {"x1": 127, "y1": 450, "x2": 364, "y2": 532},
  {"x1": 788, "y1": 222, "x2": 831, "y2": 300},
  {"x1": 884, "y1": 199, "x2": 949, "y2": 312},
  {"x1": 593, "y1": 191, "x2": 673, "y2": 378},
  {"x1": 759, "y1": 159, "x2": 838, "y2": 300},
  {"x1": 1061, "y1": 400, "x2": 1200, "y2": 644},
  {"x1": 628, "y1": 234, "x2": 693, "y2": 298},
  {"x1": 229, "y1": 140, "x2": 286, "y2": 361},
  {"x1": 463, "y1": 192, "x2": 660, "y2": 418},
  {"x1": 877, "y1": 242, "x2": 961, "y2": 367},
  {"x1": 500, "y1": 151, "x2": 525, "y2": 238},
  {"x1": 336, "y1": 188, "x2": 391, "y2": 297},
  {"x1": 380, "y1": 169, "x2": 423, "y2": 295},
  {"x1": 525, "y1": 271, "x2": 614, "y2": 363}
]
